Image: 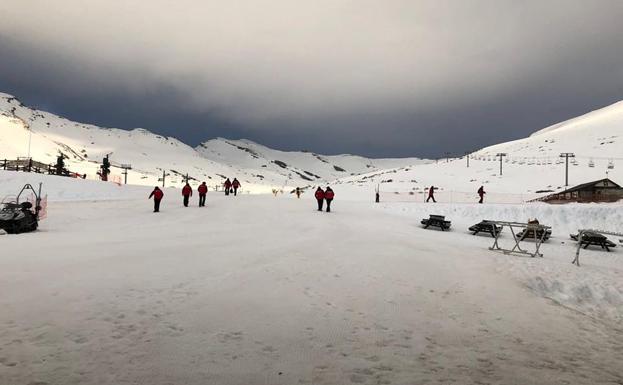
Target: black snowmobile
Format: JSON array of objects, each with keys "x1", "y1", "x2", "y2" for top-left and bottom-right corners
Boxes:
[{"x1": 0, "y1": 184, "x2": 43, "y2": 234}]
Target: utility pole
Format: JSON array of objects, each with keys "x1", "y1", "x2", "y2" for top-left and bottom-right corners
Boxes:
[
  {"x1": 464, "y1": 152, "x2": 470, "y2": 168},
  {"x1": 120, "y1": 164, "x2": 132, "y2": 185},
  {"x1": 496, "y1": 153, "x2": 507, "y2": 176},
  {"x1": 27, "y1": 129, "x2": 32, "y2": 159},
  {"x1": 445, "y1": 152, "x2": 450, "y2": 163},
  {"x1": 559, "y1": 152, "x2": 575, "y2": 187}
]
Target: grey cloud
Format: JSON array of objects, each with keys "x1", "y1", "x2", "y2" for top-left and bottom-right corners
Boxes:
[{"x1": 0, "y1": 0, "x2": 622, "y2": 157}]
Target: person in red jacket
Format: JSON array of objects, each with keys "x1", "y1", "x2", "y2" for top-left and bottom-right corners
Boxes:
[
  {"x1": 198, "y1": 182, "x2": 208, "y2": 207},
  {"x1": 182, "y1": 183, "x2": 193, "y2": 207},
  {"x1": 232, "y1": 178, "x2": 241, "y2": 196},
  {"x1": 314, "y1": 187, "x2": 325, "y2": 211},
  {"x1": 324, "y1": 186, "x2": 335, "y2": 212},
  {"x1": 148, "y1": 186, "x2": 164, "y2": 212},
  {"x1": 426, "y1": 185, "x2": 437, "y2": 203},
  {"x1": 224, "y1": 178, "x2": 232, "y2": 196}
]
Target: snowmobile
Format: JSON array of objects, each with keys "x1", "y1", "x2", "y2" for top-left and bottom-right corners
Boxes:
[{"x1": 0, "y1": 183, "x2": 43, "y2": 234}]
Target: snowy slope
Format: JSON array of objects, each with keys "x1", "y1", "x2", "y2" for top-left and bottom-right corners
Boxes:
[
  {"x1": 335, "y1": 101, "x2": 623, "y2": 200},
  {"x1": 0, "y1": 93, "x2": 421, "y2": 192},
  {"x1": 1, "y1": 172, "x2": 622, "y2": 384},
  {"x1": 197, "y1": 138, "x2": 427, "y2": 183}
]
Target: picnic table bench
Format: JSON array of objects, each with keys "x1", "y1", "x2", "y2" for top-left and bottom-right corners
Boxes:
[
  {"x1": 469, "y1": 220, "x2": 502, "y2": 237},
  {"x1": 570, "y1": 231, "x2": 617, "y2": 251},
  {"x1": 517, "y1": 226, "x2": 552, "y2": 242},
  {"x1": 421, "y1": 215, "x2": 451, "y2": 231},
  {"x1": 572, "y1": 229, "x2": 623, "y2": 266}
]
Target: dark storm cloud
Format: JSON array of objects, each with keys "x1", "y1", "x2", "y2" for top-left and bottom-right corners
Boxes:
[{"x1": 0, "y1": 0, "x2": 622, "y2": 157}]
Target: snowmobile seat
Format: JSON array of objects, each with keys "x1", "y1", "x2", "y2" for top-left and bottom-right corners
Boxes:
[
  {"x1": 421, "y1": 215, "x2": 451, "y2": 231},
  {"x1": 469, "y1": 220, "x2": 502, "y2": 237},
  {"x1": 570, "y1": 232, "x2": 616, "y2": 251}
]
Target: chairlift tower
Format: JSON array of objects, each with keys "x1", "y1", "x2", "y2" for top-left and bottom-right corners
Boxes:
[
  {"x1": 120, "y1": 164, "x2": 132, "y2": 185},
  {"x1": 559, "y1": 153, "x2": 575, "y2": 187},
  {"x1": 496, "y1": 153, "x2": 507, "y2": 176}
]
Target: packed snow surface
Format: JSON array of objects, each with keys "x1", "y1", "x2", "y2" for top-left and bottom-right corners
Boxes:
[{"x1": 1, "y1": 173, "x2": 622, "y2": 385}]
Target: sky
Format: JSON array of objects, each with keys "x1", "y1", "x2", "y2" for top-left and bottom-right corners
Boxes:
[{"x1": 1, "y1": 1, "x2": 622, "y2": 158}]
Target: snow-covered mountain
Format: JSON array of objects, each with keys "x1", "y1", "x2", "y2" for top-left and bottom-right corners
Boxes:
[
  {"x1": 336, "y1": 101, "x2": 623, "y2": 200},
  {"x1": 2, "y1": 90, "x2": 622, "y2": 198},
  {"x1": 196, "y1": 138, "x2": 425, "y2": 183},
  {"x1": 0, "y1": 93, "x2": 423, "y2": 191}
]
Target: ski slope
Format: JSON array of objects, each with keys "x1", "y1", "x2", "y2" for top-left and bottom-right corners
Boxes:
[
  {"x1": 0, "y1": 93, "x2": 422, "y2": 192},
  {"x1": 1, "y1": 173, "x2": 622, "y2": 385},
  {"x1": 335, "y1": 100, "x2": 623, "y2": 201}
]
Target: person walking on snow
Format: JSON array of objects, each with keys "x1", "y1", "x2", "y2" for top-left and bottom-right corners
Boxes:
[
  {"x1": 198, "y1": 182, "x2": 208, "y2": 207},
  {"x1": 478, "y1": 185, "x2": 485, "y2": 204},
  {"x1": 232, "y1": 178, "x2": 241, "y2": 196},
  {"x1": 426, "y1": 185, "x2": 437, "y2": 203},
  {"x1": 295, "y1": 187, "x2": 302, "y2": 198},
  {"x1": 324, "y1": 186, "x2": 335, "y2": 212},
  {"x1": 314, "y1": 187, "x2": 325, "y2": 211},
  {"x1": 148, "y1": 186, "x2": 164, "y2": 212},
  {"x1": 182, "y1": 183, "x2": 193, "y2": 207},
  {"x1": 224, "y1": 178, "x2": 232, "y2": 196}
]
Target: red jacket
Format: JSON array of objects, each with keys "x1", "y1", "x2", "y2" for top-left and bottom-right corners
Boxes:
[
  {"x1": 325, "y1": 189, "x2": 335, "y2": 199},
  {"x1": 315, "y1": 189, "x2": 325, "y2": 200},
  {"x1": 182, "y1": 185, "x2": 193, "y2": 196},
  {"x1": 198, "y1": 184, "x2": 208, "y2": 194},
  {"x1": 224, "y1": 180, "x2": 232, "y2": 188},
  {"x1": 232, "y1": 180, "x2": 240, "y2": 188},
  {"x1": 149, "y1": 189, "x2": 164, "y2": 200},
  {"x1": 428, "y1": 187, "x2": 435, "y2": 196}
]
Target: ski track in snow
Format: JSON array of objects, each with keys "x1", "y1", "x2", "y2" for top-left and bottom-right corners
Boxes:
[{"x1": 1, "y1": 192, "x2": 622, "y2": 385}]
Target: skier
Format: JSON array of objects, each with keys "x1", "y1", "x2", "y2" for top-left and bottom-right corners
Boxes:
[
  {"x1": 232, "y1": 178, "x2": 241, "y2": 196},
  {"x1": 182, "y1": 183, "x2": 193, "y2": 207},
  {"x1": 198, "y1": 182, "x2": 208, "y2": 207},
  {"x1": 426, "y1": 185, "x2": 436, "y2": 203},
  {"x1": 314, "y1": 187, "x2": 325, "y2": 211},
  {"x1": 478, "y1": 185, "x2": 485, "y2": 204},
  {"x1": 295, "y1": 187, "x2": 301, "y2": 199},
  {"x1": 148, "y1": 186, "x2": 164, "y2": 213},
  {"x1": 224, "y1": 178, "x2": 232, "y2": 196},
  {"x1": 324, "y1": 186, "x2": 335, "y2": 212}
]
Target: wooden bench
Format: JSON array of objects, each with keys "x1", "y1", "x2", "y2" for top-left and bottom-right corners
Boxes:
[
  {"x1": 570, "y1": 232, "x2": 617, "y2": 251},
  {"x1": 469, "y1": 220, "x2": 502, "y2": 237},
  {"x1": 421, "y1": 215, "x2": 451, "y2": 231}
]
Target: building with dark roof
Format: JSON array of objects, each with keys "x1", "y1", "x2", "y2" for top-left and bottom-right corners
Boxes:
[{"x1": 537, "y1": 178, "x2": 623, "y2": 203}]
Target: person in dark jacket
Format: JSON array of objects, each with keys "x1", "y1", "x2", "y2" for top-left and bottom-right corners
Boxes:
[
  {"x1": 232, "y1": 178, "x2": 241, "y2": 196},
  {"x1": 314, "y1": 187, "x2": 325, "y2": 211},
  {"x1": 198, "y1": 182, "x2": 208, "y2": 206},
  {"x1": 478, "y1": 185, "x2": 485, "y2": 204},
  {"x1": 224, "y1": 178, "x2": 232, "y2": 196},
  {"x1": 148, "y1": 187, "x2": 164, "y2": 212},
  {"x1": 426, "y1": 186, "x2": 436, "y2": 203},
  {"x1": 324, "y1": 187, "x2": 335, "y2": 212},
  {"x1": 182, "y1": 183, "x2": 193, "y2": 207}
]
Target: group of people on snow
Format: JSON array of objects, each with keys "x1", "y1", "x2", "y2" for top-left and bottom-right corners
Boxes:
[
  {"x1": 148, "y1": 177, "x2": 242, "y2": 212},
  {"x1": 223, "y1": 178, "x2": 241, "y2": 196},
  {"x1": 148, "y1": 182, "x2": 337, "y2": 213},
  {"x1": 314, "y1": 186, "x2": 335, "y2": 212}
]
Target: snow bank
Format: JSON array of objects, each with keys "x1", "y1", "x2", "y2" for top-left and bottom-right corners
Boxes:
[
  {"x1": 375, "y1": 201, "x2": 623, "y2": 236},
  {"x1": 0, "y1": 170, "x2": 151, "y2": 201}
]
